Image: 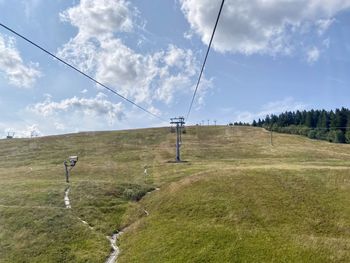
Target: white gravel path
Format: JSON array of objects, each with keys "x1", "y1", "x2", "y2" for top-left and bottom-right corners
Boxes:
[
  {"x1": 63, "y1": 183, "x2": 159, "y2": 263},
  {"x1": 64, "y1": 187, "x2": 71, "y2": 209}
]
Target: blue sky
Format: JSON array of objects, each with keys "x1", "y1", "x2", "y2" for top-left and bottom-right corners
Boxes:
[{"x1": 0, "y1": 0, "x2": 350, "y2": 137}]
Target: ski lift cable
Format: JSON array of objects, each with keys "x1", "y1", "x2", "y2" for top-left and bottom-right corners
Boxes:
[
  {"x1": 185, "y1": 0, "x2": 225, "y2": 122},
  {"x1": 0, "y1": 22, "x2": 167, "y2": 122}
]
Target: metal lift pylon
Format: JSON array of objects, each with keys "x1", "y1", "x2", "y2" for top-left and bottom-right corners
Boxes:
[{"x1": 170, "y1": 117, "x2": 185, "y2": 162}]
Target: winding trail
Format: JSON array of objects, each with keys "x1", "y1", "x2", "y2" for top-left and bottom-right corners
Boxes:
[
  {"x1": 105, "y1": 187, "x2": 159, "y2": 263},
  {"x1": 105, "y1": 231, "x2": 123, "y2": 263},
  {"x1": 78, "y1": 216, "x2": 94, "y2": 230},
  {"x1": 64, "y1": 186, "x2": 71, "y2": 209},
  {"x1": 63, "y1": 185, "x2": 159, "y2": 263}
]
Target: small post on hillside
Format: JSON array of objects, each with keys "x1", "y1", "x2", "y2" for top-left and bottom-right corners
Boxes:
[
  {"x1": 64, "y1": 156, "x2": 78, "y2": 183},
  {"x1": 270, "y1": 125, "x2": 273, "y2": 146},
  {"x1": 170, "y1": 117, "x2": 185, "y2": 162}
]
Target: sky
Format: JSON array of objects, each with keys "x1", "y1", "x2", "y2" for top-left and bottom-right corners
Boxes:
[{"x1": 0, "y1": 0, "x2": 350, "y2": 138}]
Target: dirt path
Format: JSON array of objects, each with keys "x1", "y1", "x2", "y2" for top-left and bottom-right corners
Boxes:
[
  {"x1": 64, "y1": 186, "x2": 71, "y2": 209},
  {"x1": 105, "y1": 232, "x2": 122, "y2": 263},
  {"x1": 63, "y1": 184, "x2": 158, "y2": 263},
  {"x1": 105, "y1": 187, "x2": 158, "y2": 263}
]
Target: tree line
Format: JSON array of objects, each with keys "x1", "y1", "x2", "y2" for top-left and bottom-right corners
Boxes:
[{"x1": 251, "y1": 108, "x2": 350, "y2": 143}]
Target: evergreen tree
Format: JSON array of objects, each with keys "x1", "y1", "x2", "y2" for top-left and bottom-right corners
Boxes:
[
  {"x1": 301, "y1": 110, "x2": 307, "y2": 125},
  {"x1": 295, "y1": 110, "x2": 302, "y2": 125},
  {"x1": 329, "y1": 111, "x2": 337, "y2": 130},
  {"x1": 336, "y1": 108, "x2": 348, "y2": 131},
  {"x1": 251, "y1": 108, "x2": 350, "y2": 144},
  {"x1": 317, "y1": 110, "x2": 329, "y2": 129},
  {"x1": 305, "y1": 110, "x2": 315, "y2": 128}
]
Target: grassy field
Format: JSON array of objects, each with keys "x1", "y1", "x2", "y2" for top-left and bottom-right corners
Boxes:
[{"x1": 1, "y1": 126, "x2": 350, "y2": 262}]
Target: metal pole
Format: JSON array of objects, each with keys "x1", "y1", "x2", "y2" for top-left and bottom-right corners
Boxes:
[
  {"x1": 170, "y1": 117, "x2": 185, "y2": 162},
  {"x1": 270, "y1": 127, "x2": 273, "y2": 146},
  {"x1": 176, "y1": 123, "x2": 180, "y2": 162},
  {"x1": 64, "y1": 161, "x2": 69, "y2": 183}
]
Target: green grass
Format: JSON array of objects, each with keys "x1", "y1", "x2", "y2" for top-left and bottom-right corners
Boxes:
[
  {"x1": 119, "y1": 169, "x2": 350, "y2": 262},
  {"x1": 1, "y1": 126, "x2": 350, "y2": 262},
  {"x1": 0, "y1": 129, "x2": 170, "y2": 262}
]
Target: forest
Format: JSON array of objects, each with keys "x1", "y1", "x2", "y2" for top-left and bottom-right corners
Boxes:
[{"x1": 251, "y1": 108, "x2": 350, "y2": 143}]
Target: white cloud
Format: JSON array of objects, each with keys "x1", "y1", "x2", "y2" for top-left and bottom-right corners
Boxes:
[
  {"x1": 94, "y1": 38, "x2": 158, "y2": 103},
  {"x1": 147, "y1": 106, "x2": 161, "y2": 116},
  {"x1": 234, "y1": 97, "x2": 307, "y2": 123},
  {"x1": 57, "y1": 0, "x2": 211, "y2": 108},
  {"x1": 154, "y1": 45, "x2": 201, "y2": 104},
  {"x1": 179, "y1": 0, "x2": 350, "y2": 55},
  {"x1": 261, "y1": 97, "x2": 307, "y2": 115},
  {"x1": 307, "y1": 46, "x2": 320, "y2": 64},
  {"x1": 164, "y1": 44, "x2": 194, "y2": 70},
  {"x1": 60, "y1": 0, "x2": 133, "y2": 41},
  {"x1": 183, "y1": 31, "x2": 193, "y2": 40},
  {"x1": 29, "y1": 93, "x2": 125, "y2": 125},
  {"x1": 1, "y1": 102, "x2": 167, "y2": 138},
  {"x1": 0, "y1": 34, "x2": 41, "y2": 88},
  {"x1": 57, "y1": 39, "x2": 97, "y2": 73},
  {"x1": 54, "y1": 122, "x2": 65, "y2": 131},
  {"x1": 94, "y1": 40, "x2": 202, "y2": 105},
  {"x1": 194, "y1": 76, "x2": 213, "y2": 109},
  {"x1": 57, "y1": 0, "x2": 134, "y2": 73},
  {"x1": 316, "y1": 18, "x2": 335, "y2": 35}
]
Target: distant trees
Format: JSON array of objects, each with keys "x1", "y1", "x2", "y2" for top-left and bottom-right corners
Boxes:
[
  {"x1": 233, "y1": 122, "x2": 250, "y2": 126},
  {"x1": 253, "y1": 108, "x2": 350, "y2": 144}
]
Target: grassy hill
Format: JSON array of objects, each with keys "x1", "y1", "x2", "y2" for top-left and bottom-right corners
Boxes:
[{"x1": 1, "y1": 126, "x2": 350, "y2": 262}]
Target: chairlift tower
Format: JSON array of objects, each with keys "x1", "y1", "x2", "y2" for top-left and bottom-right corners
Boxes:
[
  {"x1": 170, "y1": 117, "x2": 185, "y2": 162},
  {"x1": 7, "y1": 132, "x2": 15, "y2": 139}
]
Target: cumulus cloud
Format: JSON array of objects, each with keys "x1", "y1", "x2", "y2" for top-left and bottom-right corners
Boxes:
[
  {"x1": 29, "y1": 93, "x2": 125, "y2": 125},
  {"x1": 179, "y1": 0, "x2": 350, "y2": 55},
  {"x1": 307, "y1": 46, "x2": 320, "y2": 64},
  {"x1": 234, "y1": 97, "x2": 307, "y2": 123},
  {"x1": 94, "y1": 38, "x2": 158, "y2": 103},
  {"x1": 57, "y1": 0, "x2": 211, "y2": 109},
  {"x1": 60, "y1": 0, "x2": 133, "y2": 40},
  {"x1": 94, "y1": 40, "x2": 203, "y2": 104},
  {"x1": 0, "y1": 34, "x2": 41, "y2": 88},
  {"x1": 57, "y1": 0, "x2": 135, "y2": 73}
]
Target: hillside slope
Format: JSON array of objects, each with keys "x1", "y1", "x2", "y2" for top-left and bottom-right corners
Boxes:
[{"x1": 1, "y1": 126, "x2": 350, "y2": 262}]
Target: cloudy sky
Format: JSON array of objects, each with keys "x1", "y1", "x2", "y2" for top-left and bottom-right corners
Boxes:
[{"x1": 0, "y1": 0, "x2": 350, "y2": 137}]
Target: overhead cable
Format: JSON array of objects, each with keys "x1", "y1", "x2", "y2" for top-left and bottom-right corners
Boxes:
[
  {"x1": 185, "y1": 0, "x2": 225, "y2": 121},
  {"x1": 0, "y1": 22, "x2": 166, "y2": 122}
]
